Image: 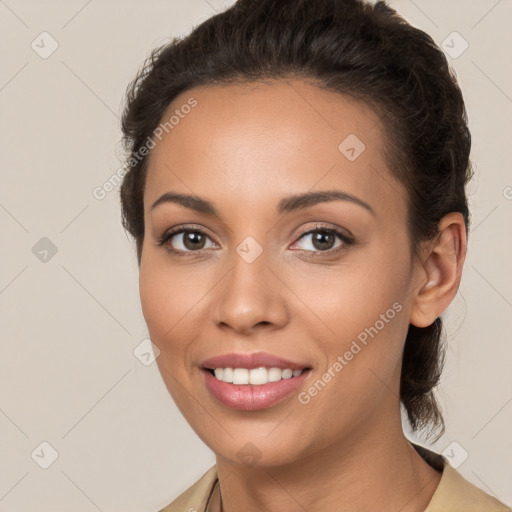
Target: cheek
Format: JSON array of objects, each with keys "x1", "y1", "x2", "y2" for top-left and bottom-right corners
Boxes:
[
  {"x1": 288, "y1": 251, "x2": 408, "y2": 338},
  {"x1": 138, "y1": 257, "x2": 188, "y2": 370},
  {"x1": 139, "y1": 261, "x2": 168, "y2": 336},
  {"x1": 139, "y1": 261, "x2": 198, "y2": 410},
  {"x1": 138, "y1": 255, "x2": 211, "y2": 373},
  {"x1": 139, "y1": 253, "x2": 195, "y2": 335},
  {"x1": 293, "y1": 246, "x2": 410, "y2": 394}
]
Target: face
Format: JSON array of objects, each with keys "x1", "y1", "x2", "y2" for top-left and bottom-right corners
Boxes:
[{"x1": 139, "y1": 79, "x2": 423, "y2": 468}]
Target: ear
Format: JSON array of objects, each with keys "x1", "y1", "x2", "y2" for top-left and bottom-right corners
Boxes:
[{"x1": 409, "y1": 212, "x2": 467, "y2": 328}]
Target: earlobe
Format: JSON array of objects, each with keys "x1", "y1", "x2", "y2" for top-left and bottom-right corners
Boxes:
[{"x1": 410, "y1": 213, "x2": 467, "y2": 328}]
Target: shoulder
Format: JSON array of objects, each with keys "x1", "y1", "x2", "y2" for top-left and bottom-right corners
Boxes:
[
  {"x1": 416, "y1": 445, "x2": 511, "y2": 512},
  {"x1": 157, "y1": 465, "x2": 218, "y2": 512}
]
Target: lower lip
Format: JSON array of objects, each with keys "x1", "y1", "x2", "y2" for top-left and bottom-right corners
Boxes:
[{"x1": 202, "y1": 368, "x2": 312, "y2": 410}]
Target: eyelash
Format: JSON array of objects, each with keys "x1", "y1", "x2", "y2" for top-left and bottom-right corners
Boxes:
[{"x1": 157, "y1": 224, "x2": 355, "y2": 259}]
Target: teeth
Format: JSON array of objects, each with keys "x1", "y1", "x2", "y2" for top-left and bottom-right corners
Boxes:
[
  {"x1": 233, "y1": 368, "x2": 249, "y2": 385},
  {"x1": 211, "y1": 367, "x2": 304, "y2": 385}
]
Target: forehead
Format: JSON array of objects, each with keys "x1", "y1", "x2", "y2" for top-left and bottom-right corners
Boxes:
[{"x1": 143, "y1": 79, "x2": 404, "y2": 219}]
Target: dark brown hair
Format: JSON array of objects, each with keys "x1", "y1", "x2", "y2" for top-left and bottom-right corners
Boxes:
[{"x1": 119, "y1": 0, "x2": 472, "y2": 441}]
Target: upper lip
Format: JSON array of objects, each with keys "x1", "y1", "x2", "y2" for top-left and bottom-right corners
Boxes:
[{"x1": 200, "y1": 352, "x2": 311, "y2": 371}]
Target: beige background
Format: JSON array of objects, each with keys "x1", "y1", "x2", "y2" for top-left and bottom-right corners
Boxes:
[{"x1": 0, "y1": 0, "x2": 511, "y2": 510}]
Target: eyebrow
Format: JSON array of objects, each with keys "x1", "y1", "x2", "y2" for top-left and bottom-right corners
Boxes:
[{"x1": 150, "y1": 190, "x2": 375, "y2": 217}]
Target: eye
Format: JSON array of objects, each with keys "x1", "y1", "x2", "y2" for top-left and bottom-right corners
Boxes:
[
  {"x1": 157, "y1": 226, "x2": 216, "y2": 256},
  {"x1": 157, "y1": 223, "x2": 355, "y2": 258},
  {"x1": 291, "y1": 225, "x2": 354, "y2": 256}
]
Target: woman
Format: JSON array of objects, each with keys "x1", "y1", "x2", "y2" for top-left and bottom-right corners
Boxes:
[{"x1": 119, "y1": 0, "x2": 511, "y2": 510}]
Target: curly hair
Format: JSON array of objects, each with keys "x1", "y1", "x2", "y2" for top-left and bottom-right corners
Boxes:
[{"x1": 119, "y1": 0, "x2": 473, "y2": 441}]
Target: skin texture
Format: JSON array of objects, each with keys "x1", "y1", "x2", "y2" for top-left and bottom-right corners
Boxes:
[{"x1": 139, "y1": 79, "x2": 467, "y2": 512}]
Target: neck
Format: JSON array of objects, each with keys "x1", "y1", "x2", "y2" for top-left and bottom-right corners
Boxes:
[{"x1": 215, "y1": 412, "x2": 442, "y2": 512}]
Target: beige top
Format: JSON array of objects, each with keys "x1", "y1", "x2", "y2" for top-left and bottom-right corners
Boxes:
[{"x1": 159, "y1": 443, "x2": 511, "y2": 512}]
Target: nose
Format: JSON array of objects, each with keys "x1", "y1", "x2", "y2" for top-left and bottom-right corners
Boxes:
[{"x1": 213, "y1": 248, "x2": 289, "y2": 336}]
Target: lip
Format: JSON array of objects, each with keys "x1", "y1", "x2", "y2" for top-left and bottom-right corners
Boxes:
[
  {"x1": 202, "y1": 367, "x2": 313, "y2": 410},
  {"x1": 200, "y1": 351, "x2": 311, "y2": 371}
]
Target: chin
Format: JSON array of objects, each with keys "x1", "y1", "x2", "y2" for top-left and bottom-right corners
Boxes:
[{"x1": 206, "y1": 432, "x2": 309, "y2": 469}]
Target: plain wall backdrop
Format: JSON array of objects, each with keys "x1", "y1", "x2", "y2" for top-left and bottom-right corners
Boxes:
[{"x1": 1, "y1": 0, "x2": 511, "y2": 510}]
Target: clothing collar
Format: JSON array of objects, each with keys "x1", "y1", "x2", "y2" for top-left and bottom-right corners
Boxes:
[{"x1": 161, "y1": 441, "x2": 509, "y2": 512}]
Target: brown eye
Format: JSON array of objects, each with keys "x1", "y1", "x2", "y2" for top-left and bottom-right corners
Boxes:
[
  {"x1": 158, "y1": 228, "x2": 216, "y2": 254},
  {"x1": 181, "y1": 231, "x2": 207, "y2": 250},
  {"x1": 294, "y1": 227, "x2": 350, "y2": 253},
  {"x1": 310, "y1": 230, "x2": 337, "y2": 251}
]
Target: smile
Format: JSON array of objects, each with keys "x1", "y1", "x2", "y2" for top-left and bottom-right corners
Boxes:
[
  {"x1": 210, "y1": 367, "x2": 306, "y2": 385},
  {"x1": 201, "y1": 367, "x2": 312, "y2": 410}
]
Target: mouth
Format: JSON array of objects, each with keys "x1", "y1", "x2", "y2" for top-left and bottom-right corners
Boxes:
[
  {"x1": 200, "y1": 366, "x2": 313, "y2": 411},
  {"x1": 203, "y1": 366, "x2": 313, "y2": 385},
  {"x1": 199, "y1": 351, "x2": 313, "y2": 410}
]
